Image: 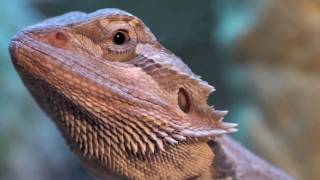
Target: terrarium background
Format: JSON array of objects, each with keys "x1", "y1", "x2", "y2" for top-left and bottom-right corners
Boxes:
[{"x1": 0, "y1": 0, "x2": 318, "y2": 179}]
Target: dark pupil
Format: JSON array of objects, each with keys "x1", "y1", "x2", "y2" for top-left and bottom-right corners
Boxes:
[{"x1": 113, "y1": 32, "x2": 126, "y2": 45}]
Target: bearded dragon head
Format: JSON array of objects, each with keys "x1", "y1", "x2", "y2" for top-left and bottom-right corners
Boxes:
[{"x1": 10, "y1": 8, "x2": 237, "y2": 179}]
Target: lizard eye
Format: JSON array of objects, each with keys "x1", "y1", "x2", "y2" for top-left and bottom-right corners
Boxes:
[
  {"x1": 178, "y1": 88, "x2": 190, "y2": 113},
  {"x1": 99, "y1": 22, "x2": 138, "y2": 62},
  {"x1": 113, "y1": 30, "x2": 129, "y2": 45}
]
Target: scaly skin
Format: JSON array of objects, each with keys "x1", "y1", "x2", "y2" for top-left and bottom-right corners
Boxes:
[{"x1": 9, "y1": 8, "x2": 291, "y2": 180}]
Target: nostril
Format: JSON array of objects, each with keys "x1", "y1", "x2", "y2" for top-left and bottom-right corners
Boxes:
[
  {"x1": 48, "y1": 31, "x2": 68, "y2": 47},
  {"x1": 55, "y1": 32, "x2": 67, "y2": 41}
]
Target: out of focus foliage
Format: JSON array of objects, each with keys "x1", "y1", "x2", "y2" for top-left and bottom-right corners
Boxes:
[
  {"x1": 235, "y1": 1, "x2": 320, "y2": 179},
  {"x1": 0, "y1": 0, "x2": 318, "y2": 179}
]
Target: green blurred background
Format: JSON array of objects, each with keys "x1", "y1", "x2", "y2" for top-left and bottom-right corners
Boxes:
[{"x1": 1, "y1": 0, "x2": 319, "y2": 179}]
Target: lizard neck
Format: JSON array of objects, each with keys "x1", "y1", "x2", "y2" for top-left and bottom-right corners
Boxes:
[
  {"x1": 22, "y1": 75, "x2": 214, "y2": 179},
  {"x1": 79, "y1": 141, "x2": 214, "y2": 180},
  {"x1": 60, "y1": 103, "x2": 214, "y2": 179},
  {"x1": 55, "y1": 96, "x2": 213, "y2": 179}
]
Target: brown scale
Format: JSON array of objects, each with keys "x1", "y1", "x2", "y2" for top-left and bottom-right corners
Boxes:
[{"x1": 10, "y1": 8, "x2": 238, "y2": 179}]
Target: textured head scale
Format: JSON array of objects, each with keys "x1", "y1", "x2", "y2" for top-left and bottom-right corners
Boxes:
[{"x1": 10, "y1": 8, "x2": 237, "y2": 179}]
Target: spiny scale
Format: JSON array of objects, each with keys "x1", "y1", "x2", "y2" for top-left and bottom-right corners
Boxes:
[{"x1": 10, "y1": 8, "x2": 237, "y2": 179}]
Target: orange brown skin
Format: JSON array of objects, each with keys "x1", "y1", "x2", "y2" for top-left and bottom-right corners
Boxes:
[{"x1": 10, "y1": 8, "x2": 239, "y2": 179}]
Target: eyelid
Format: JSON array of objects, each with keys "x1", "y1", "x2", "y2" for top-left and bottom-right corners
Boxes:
[{"x1": 101, "y1": 22, "x2": 131, "y2": 37}]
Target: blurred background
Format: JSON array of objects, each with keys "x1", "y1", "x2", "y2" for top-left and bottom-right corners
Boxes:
[{"x1": 0, "y1": 0, "x2": 319, "y2": 179}]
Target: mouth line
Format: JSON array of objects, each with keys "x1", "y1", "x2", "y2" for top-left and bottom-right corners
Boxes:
[{"x1": 11, "y1": 34, "x2": 171, "y2": 112}]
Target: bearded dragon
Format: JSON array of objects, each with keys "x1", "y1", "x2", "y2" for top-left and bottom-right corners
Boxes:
[{"x1": 9, "y1": 8, "x2": 292, "y2": 180}]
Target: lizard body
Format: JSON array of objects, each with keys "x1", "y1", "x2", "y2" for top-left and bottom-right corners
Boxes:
[{"x1": 9, "y1": 8, "x2": 291, "y2": 180}]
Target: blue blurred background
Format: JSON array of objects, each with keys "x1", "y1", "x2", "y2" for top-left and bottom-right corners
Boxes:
[{"x1": 1, "y1": 0, "x2": 319, "y2": 179}]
